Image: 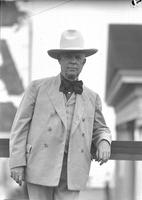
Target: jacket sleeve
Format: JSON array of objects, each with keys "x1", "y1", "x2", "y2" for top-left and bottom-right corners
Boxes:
[
  {"x1": 92, "y1": 94, "x2": 111, "y2": 148},
  {"x1": 9, "y1": 81, "x2": 38, "y2": 169}
]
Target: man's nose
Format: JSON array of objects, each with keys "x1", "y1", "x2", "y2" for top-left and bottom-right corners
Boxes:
[{"x1": 70, "y1": 56, "x2": 77, "y2": 62}]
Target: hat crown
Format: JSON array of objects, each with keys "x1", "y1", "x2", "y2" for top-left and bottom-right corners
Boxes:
[
  {"x1": 60, "y1": 30, "x2": 84, "y2": 49},
  {"x1": 47, "y1": 29, "x2": 98, "y2": 59}
]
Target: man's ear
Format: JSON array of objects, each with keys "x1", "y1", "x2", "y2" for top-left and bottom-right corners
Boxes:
[{"x1": 83, "y1": 58, "x2": 86, "y2": 65}]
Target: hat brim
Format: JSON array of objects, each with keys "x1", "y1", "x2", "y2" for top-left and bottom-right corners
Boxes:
[{"x1": 47, "y1": 49, "x2": 98, "y2": 59}]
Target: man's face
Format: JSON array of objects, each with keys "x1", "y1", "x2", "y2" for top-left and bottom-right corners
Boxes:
[{"x1": 58, "y1": 52, "x2": 86, "y2": 81}]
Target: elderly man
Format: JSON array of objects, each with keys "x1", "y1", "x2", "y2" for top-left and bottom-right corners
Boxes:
[{"x1": 10, "y1": 29, "x2": 111, "y2": 200}]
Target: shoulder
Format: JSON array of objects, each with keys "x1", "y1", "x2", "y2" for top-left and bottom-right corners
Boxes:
[
  {"x1": 83, "y1": 86, "x2": 102, "y2": 107},
  {"x1": 84, "y1": 86, "x2": 99, "y2": 100},
  {"x1": 27, "y1": 76, "x2": 56, "y2": 91},
  {"x1": 23, "y1": 76, "x2": 56, "y2": 98}
]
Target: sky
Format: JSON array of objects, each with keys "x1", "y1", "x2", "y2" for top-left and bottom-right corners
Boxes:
[{"x1": 1, "y1": 0, "x2": 142, "y2": 188}]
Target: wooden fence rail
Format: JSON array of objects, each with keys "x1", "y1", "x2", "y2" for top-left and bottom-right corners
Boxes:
[{"x1": 1, "y1": 139, "x2": 142, "y2": 160}]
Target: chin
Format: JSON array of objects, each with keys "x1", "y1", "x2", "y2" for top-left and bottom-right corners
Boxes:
[{"x1": 66, "y1": 73, "x2": 77, "y2": 80}]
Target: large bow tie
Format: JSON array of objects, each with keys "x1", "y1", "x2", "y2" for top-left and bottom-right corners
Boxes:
[{"x1": 59, "y1": 77, "x2": 83, "y2": 95}]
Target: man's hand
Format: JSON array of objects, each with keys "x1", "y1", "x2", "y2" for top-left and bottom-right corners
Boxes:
[
  {"x1": 96, "y1": 140, "x2": 111, "y2": 165},
  {"x1": 10, "y1": 166, "x2": 25, "y2": 186}
]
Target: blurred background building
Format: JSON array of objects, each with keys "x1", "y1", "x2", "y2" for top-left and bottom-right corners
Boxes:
[
  {"x1": 0, "y1": 1, "x2": 31, "y2": 199},
  {"x1": 0, "y1": 0, "x2": 142, "y2": 200},
  {"x1": 106, "y1": 24, "x2": 142, "y2": 200}
]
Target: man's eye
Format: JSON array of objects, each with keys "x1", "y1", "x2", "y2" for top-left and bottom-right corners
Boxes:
[
  {"x1": 75, "y1": 56, "x2": 81, "y2": 60},
  {"x1": 64, "y1": 54, "x2": 71, "y2": 59}
]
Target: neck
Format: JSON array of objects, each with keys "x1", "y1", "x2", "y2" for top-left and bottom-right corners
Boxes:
[{"x1": 61, "y1": 73, "x2": 78, "y2": 81}]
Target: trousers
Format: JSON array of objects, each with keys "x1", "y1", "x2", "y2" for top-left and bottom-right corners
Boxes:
[{"x1": 26, "y1": 153, "x2": 80, "y2": 200}]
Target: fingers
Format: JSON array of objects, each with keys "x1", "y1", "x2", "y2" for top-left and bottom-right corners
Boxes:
[
  {"x1": 96, "y1": 150, "x2": 111, "y2": 165},
  {"x1": 18, "y1": 176, "x2": 23, "y2": 186},
  {"x1": 11, "y1": 173, "x2": 23, "y2": 186},
  {"x1": 95, "y1": 140, "x2": 111, "y2": 165},
  {"x1": 10, "y1": 169, "x2": 24, "y2": 186}
]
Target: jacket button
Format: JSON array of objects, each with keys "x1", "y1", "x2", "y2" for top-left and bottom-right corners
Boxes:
[
  {"x1": 82, "y1": 118, "x2": 85, "y2": 122},
  {"x1": 81, "y1": 149, "x2": 84, "y2": 153},
  {"x1": 44, "y1": 144, "x2": 48, "y2": 148},
  {"x1": 48, "y1": 127, "x2": 52, "y2": 131}
]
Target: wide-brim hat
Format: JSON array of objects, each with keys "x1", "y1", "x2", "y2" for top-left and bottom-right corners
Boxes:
[{"x1": 48, "y1": 30, "x2": 98, "y2": 59}]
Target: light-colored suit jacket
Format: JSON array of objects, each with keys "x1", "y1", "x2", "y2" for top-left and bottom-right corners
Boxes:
[{"x1": 9, "y1": 74, "x2": 111, "y2": 190}]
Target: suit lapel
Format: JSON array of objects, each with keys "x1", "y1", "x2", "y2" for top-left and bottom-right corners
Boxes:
[
  {"x1": 47, "y1": 74, "x2": 67, "y2": 130},
  {"x1": 71, "y1": 91, "x2": 85, "y2": 135},
  {"x1": 46, "y1": 75, "x2": 91, "y2": 134}
]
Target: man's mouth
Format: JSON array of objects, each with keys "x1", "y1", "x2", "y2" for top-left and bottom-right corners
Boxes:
[{"x1": 67, "y1": 66, "x2": 78, "y2": 71}]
